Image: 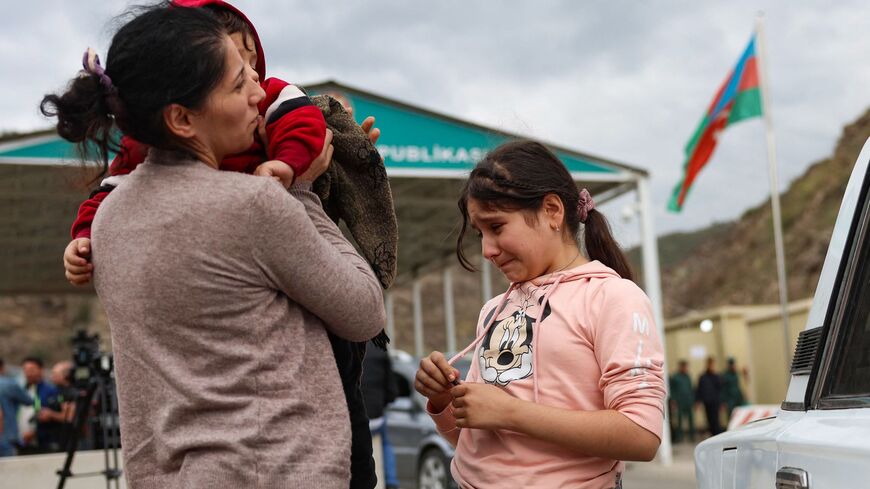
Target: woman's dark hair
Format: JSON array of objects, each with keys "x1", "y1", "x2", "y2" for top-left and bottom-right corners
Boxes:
[
  {"x1": 39, "y1": 4, "x2": 228, "y2": 176},
  {"x1": 456, "y1": 140, "x2": 634, "y2": 281}
]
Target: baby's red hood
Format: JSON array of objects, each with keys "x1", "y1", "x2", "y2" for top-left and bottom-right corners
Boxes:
[{"x1": 171, "y1": 0, "x2": 266, "y2": 80}]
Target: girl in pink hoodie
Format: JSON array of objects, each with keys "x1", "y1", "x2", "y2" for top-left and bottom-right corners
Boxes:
[{"x1": 415, "y1": 140, "x2": 666, "y2": 489}]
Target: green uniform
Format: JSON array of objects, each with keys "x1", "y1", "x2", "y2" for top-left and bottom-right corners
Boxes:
[
  {"x1": 721, "y1": 369, "x2": 746, "y2": 421},
  {"x1": 668, "y1": 371, "x2": 695, "y2": 442}
]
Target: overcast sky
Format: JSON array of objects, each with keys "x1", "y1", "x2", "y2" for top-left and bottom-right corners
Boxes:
[{"x1": 3, "y1": 0, "x2": 869, "y2": 245}]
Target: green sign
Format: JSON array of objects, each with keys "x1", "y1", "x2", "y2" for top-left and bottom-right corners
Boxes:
[
  {"x1": 311, "y1": 89, "x2": 616, "y2": 175},
  {"x1": 0, "y1": 137, "x2": 78, "y2": 160},
  {"x1": 3, "y1": 88, "x2": 619, "y2": 177}
]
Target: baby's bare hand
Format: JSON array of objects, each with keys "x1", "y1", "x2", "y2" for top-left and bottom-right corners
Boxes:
[
  {"x1": 63, "y1": 238, "x2": 92, "y2": 285},
  {"x1": 253, "y1": 160, "x2": 296, "y2": 188}
]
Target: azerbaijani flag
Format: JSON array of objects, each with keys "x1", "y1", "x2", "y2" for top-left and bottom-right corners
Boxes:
[{"x1": 668, "y1": 35, "x2": 763, "y2": 212}]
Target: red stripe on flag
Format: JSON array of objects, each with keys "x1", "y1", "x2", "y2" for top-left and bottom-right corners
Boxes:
[
  {"x1": 738, "y1": 56, "x2": 759, "y2": 91},
  {"x1": 675, "y1": 109, "x2": 731, "y2": 207}
]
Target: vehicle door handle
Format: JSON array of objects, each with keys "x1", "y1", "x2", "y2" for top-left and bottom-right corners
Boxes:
[{"x1": 776, "y1": 467, "x2": 809, "y2": 489}]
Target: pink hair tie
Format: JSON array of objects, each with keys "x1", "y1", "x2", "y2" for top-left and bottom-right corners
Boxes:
[{"x1": 578, "y1": 188, "x2": 595, "y2": 223}]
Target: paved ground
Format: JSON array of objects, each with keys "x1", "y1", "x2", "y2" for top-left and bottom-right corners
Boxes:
[
  {"x1": 0, "y1": 442, "x2": 700, "y2": 489},
  {"x1": 0, "y1": 450, "x2": 128, "y2": 489},
  {"x1": 622, "y1": 442, "x2": 697, "y2": 489}
]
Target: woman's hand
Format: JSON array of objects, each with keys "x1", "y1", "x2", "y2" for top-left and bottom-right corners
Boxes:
[
  {"x1": 296, "y1": 129, "x2": 334, "y2": 183},
  {"x1": 451, "y1": 383, "x2": 518, "y2": 431},
  {"x1": 415, "y1": 351, "x2": 460, "y2": 413},
  {"x1": 345, "y1": 106, "x2": 381, "y2": 145},
  {"x1": 360, "y1": 116, "x2": 380, "y2": 145},
  {"x1": 63, "y1": 238, "x2": 93, "y2": 285}
]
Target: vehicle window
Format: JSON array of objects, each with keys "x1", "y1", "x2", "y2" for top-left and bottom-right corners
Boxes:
[
  {"x1": 825, "y1": 253, "x2": 870, "y2": 397},
  {"x1": 822, "y1": 168, "x2": 870, "y2": 401}
]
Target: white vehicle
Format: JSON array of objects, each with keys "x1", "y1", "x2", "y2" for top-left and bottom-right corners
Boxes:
[{"x1": 695, "y1": 136, "x2": 870, "y2": 489}]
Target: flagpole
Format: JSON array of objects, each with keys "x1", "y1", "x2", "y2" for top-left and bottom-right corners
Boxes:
[{"x1": 755, "y1": 12, "x2": 793, "y2": 374}]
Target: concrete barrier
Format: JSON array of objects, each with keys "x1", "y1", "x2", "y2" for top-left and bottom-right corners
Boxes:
[
  {"x1": 726, "y1": 404, "x2": 780, "y2": 431},
  {"x1": 0, "y1": 450, "x2": 126, "y2": 489}
]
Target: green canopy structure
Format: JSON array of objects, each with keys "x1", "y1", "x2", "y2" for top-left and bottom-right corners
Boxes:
[{"x1": 0, "y1": 80, "x2": 664, "y2": 360}]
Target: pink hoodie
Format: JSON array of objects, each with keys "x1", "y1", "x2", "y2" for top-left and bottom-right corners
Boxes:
[{"x1": 429, "y1": 260, "x2": 666, "y2": 489}]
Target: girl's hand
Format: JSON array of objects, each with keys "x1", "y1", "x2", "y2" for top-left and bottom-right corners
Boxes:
[
  {"x1": 296, "y1": 129, "x2": 334, "y2": 183},
  {"x1": 415, "y1": 351, "x2": 460, "y2": 412},
  {"x1": 451, "y1": 383, "x2": 518, "y2": 431},
  {"x1": 63, "y1": 238, "x2": 93, "y2": 285}
]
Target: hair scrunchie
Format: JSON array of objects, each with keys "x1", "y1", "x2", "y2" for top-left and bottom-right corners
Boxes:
[
  {"x1": 82, "y1": 48, "x2": 116, "y2": 93},
  {"x1": 578, "y1": 188, "x2": 595, "y2": 223}
]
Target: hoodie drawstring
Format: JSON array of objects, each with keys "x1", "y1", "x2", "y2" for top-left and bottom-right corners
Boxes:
[
  {"x1": 531, "y1": 274, "x2": 564, "y2": 402},
  {"x1": 447, "y1": 275, "x2": 565, "y2": 404},
  {"x1": 448, "y1": 283, "x2": 518, "y2": 366}
]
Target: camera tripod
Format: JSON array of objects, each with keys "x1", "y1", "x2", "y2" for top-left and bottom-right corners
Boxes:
[{"x1": 55, "y1": 358, "x2": 122, "y2": 489}]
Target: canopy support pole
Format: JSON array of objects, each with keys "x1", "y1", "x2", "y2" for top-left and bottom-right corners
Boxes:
[
  {"x1": 413, "y1": 277, "x2": 424, "y2": 358},
  {"x1": 444, "y1": 267, "x2": 457, "y2": 354}
]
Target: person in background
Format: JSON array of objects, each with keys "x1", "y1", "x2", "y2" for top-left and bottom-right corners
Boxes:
[
  {"x1": 668, "y1": 359, "x2": 695, "y2": 443},
  {"x1": 36, "y1": 361, "x2": 77, "y2": 452},
  {"x1": 19, "y1": 356, "x2": 59, "y2": 454},
  {"x1": 361, "y1": 346, "x2": 399, "y2": 489},
  {"x1": 696, "y1": 357, "x2": 723, "y2": 436},
  {"x1": 47, "y1": 361, "x2": 76, "y2": 419},
  {"x1": 720, "y1": 357, "x2": 746, "y2": 423},
  {"x1": 0, "y1": 358, "x2": 33, "y2": 457}
]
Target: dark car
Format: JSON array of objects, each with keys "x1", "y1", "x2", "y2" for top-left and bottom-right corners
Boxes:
[{"x1": 385, "y1": 351, "x2": 470, "y2": 489}]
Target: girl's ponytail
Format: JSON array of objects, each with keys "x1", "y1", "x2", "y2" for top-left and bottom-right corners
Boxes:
[
  {"x1": 582, "y1": 209, "x2": 634, "y2": 281},
  {"x1": 40, "y1": 72, "x2": 118, "y2": 177}
]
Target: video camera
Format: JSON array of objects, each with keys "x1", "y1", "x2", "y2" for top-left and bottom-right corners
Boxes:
[
  {"x1": 70, "y1": 330, "x2": 112, "y2": 389},
  {"x1": 57, "y1": 330, "x2": 121, "y2": 489}
]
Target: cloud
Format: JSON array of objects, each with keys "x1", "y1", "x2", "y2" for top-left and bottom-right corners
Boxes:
[{"x1": 2, "y1": 0, "x2": 868, "y2": 242}]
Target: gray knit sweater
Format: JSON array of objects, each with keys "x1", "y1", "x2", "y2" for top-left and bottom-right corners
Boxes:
[{"x1": 92, "y1": 149, "x2": 386, "y2": 489}]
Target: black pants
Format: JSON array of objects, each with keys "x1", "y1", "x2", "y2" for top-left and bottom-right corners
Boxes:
[
  {"x1": 328, "y1": 333, "x2": 377, "y2": 489},
  {"x1": 703, "y1": 401, "x2": 723, "y2": 436}
]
